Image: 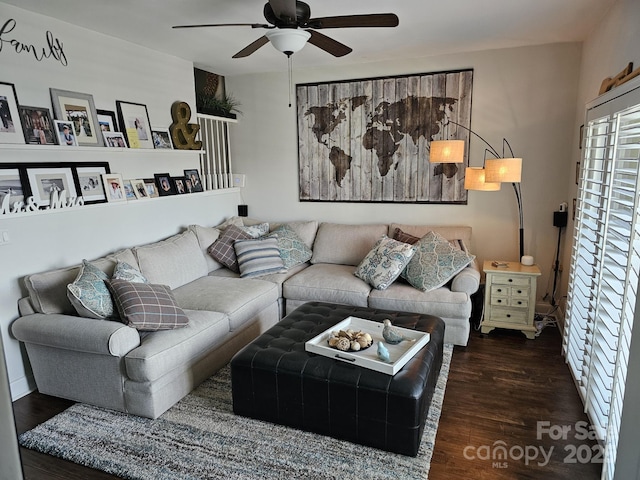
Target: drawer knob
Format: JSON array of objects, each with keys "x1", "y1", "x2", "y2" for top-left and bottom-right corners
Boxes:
[
  {"x1": 497, "y1": 299, "x2": 502, "y2": 303},
  {"x1": 506, "y1": 314, "x2": 511, "y2": 318},
  {"x1": 497, "y1": 288, "x2": 503, "y2": 292},
  {"x1": 517, "y1": 290, "x2": 523, "y2": 294},
  {"x1": 508, "y1": 279, "x2": 513, "y2": 283},
  {"x1": 517, "y1": 301, "x2": 523, "y2": 305}
]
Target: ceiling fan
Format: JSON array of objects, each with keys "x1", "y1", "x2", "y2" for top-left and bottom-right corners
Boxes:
[{"x1": 172, "y1": 0, "x2": 399, "y2": 58}]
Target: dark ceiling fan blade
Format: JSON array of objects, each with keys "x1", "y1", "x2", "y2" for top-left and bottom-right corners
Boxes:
[
  {"x1": 268, "y1": 0, "x2": 297, "y2": 21},
  {"x1": 306, "y1": 13, "x2": 399, "y2": 29},
  {"x1": 232, "y1": 36, "x2": 270, "y2": 58},
  {"x1": 173, "y1": 23, "x2": 269, "y2": 29},
  {"x1": 307, "y1": 30, "x2": 352, "y2": 57}
]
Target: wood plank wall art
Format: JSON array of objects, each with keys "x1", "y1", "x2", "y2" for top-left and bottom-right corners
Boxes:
[{"x1": 297, "y1": 69, "x2": 473, "y2": 203}]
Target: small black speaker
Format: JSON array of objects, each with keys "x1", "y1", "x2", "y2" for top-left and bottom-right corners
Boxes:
[
  {"x1": 237, "y1": 204, "x2": 248, "y2": 217},
  {"x1": 553, "y1": 211, "x2": 568, "y2": 228}
]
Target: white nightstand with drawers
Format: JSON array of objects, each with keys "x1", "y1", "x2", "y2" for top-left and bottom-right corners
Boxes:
[{"x1": 481, "y1": 260, "x2": 541, "y2": 339}]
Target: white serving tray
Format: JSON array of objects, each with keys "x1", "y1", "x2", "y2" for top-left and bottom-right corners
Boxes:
[{"x1": 305, "y1": 316, "x2": 430, "y2": 375}]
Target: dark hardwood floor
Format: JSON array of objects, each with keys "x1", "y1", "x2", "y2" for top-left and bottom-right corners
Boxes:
[{"x1": 12, "y1": 325, "x2": 602, "y2": 479}]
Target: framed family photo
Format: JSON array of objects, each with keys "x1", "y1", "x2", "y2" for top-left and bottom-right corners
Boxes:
[
  {"x1": 102, "y1": 173, "x2": 126, "y2": 203},
  {"x1": 0, "y1": 82, "x2": 26, "y2": 144},
  {"x1": 103, "y1": 131, "x2": 127, "y2": 148},
  {"x1": 74, "y1": 163, "x2": 110, "y2": 204},
  {"x1": 116, "y1": 100, "x2": 153, "y2": 149},
  {"x1": 184, "y1": 169, "x2": 204, "y2": 193},
  {"x1": 143, "y1": 178, "x2": 159, "y2": 198},
  {"x1": 154, "y1": 173, "x2": 175, "y2": 196},
  {"x1": 0, "y1": 166, "x2": 26, "y2": 210},
  {"x1": 50, "y1": 88, "x2": 103, "y2": 147},
  {"x1": 152, "y1": 128, "x2": 173, "y2": 149},
  {"x1": 19, "y1": 106, "x2": 57, "y2": 145},
  {"x1": 54, "y1": 120, "x2": 78, "y2": 146},
  {"x1": 97, "y1": 109, "x2": 118, "y2": 133},
  {"x1": 25, "y1": 165, "x2": 77, "y2": 208},
  {"x1": 130, "y1": 179, "x2": 149, "y2": 199}
]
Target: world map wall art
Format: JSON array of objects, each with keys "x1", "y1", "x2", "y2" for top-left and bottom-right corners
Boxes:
[{"x1": 297, "y1": 69, "x2": 473, "y2": 204}]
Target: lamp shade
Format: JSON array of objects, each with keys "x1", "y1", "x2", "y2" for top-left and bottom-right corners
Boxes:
[
  {"x1": 265, "y1": 29, "x2": 311, "y2": 55},
  {"x1": 485, "y1": 157, "x2": 522, "y2": 183},
  {"x1": 429, "y1": 140, "x2": 465, "y2": 163},
  {"x1": 464, "y1": 167, "x2": 501, "y2": 191}
]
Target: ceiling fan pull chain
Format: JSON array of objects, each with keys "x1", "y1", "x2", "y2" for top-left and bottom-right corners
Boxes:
[{"x1": 288, "y1": 54, "x2": 293, "y2": 108}]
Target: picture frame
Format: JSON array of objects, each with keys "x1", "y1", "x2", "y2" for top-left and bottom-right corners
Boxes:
[
  {"x1": 18, "y1": 106, "x2": 57, "y2": 145},
  {"x1": 122, "y1": 180, "x2": 137, "y2": 201},
  {"x1": 130, "y1": 179, "x2": 149, "y2": 200},
  {"x1": 143, "y1": 178, "x2": 159, "y2": 198},
  {"x1": 0, "y1": 165, "x2": 27, "y2": 210},
  {"x1": 152, "y1": 128, "x2": 173, "y2": 149},
  {"x1": 0, "y1": 81, "x2": 26, "y2": 144},
  {"x1": 154, "y1": 173, "x2": 175, "y2": 196},
  {"x1": 97, "y1": 109, "x2": 118, "y2": 133},
  {"x1": 54, "y1": 120, "x2": 78, "y2": 146},
  {"x1": 50, "y1": 88, "x2": 103, "y2": 147},
  {"x1": 116, "y1": 100, "x2": 153, "y2": 149},
  {"x1": 25, "y1": 165, "x2": 78, "y2": 208},
  {"x1": 184, "y1": 169, "x2": 204, "y2": 193},
  {"x1": 102, "y1": 173, "x2": 126, "y2": 203},
  {"x1": 74, "y1": 162, "x2": 110, "y2": 204},
  {"x1": 173, "y1": 176, "x2": 187, "y2": 194},
  {"x1": 103, "y1": 131, "x2": 128, "y2": 148}
]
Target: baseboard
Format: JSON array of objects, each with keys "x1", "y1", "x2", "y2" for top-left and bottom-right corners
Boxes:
[{"x1": 10, "y1": 374, "x2": 35, "y2": 402}]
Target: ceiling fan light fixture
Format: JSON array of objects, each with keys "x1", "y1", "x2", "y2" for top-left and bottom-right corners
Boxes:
[{"x1": 265, "y1": 29, "x2": 311, "y2": 56}]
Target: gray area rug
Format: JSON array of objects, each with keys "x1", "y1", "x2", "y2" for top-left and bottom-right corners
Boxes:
[{"x1": 19, "y1": 344, "x2": 453, "y2": 480}]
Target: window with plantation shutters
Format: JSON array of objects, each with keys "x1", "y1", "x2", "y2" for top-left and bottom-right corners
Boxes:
[{"x1": 563, "y1": 79, "x2": 640, "y2": 480}]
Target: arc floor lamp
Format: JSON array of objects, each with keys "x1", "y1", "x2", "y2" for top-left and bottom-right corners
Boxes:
[{"x1": 430, "y1": 119, "x2": 525, "y2": 260}]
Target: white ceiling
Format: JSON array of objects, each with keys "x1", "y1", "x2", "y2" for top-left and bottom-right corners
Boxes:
[{"x1": 2, "y1": 0, "x2": 616, "y2": 76}]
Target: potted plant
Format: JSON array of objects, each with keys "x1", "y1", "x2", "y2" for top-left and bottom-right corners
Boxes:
[{"x1": 196, "y1": 92, "x2": 242, "y2": 119}]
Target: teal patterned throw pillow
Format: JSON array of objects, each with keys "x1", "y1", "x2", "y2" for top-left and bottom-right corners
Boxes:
[
  {"x1": 401, "y1": 231, "x2": 475, "y2": 292},
  {"x1": 112, "y1": 261, "x2": 148, "y2": 283},
  {"x1": 268, "y1": 225, "x2": 313, "y2": 269},
  {"x1": 354, "y1": 236, "x2": 416, "y2": 290},
  {"x1": 67, "y1": 260, "x2": 115, "y2": 319}
]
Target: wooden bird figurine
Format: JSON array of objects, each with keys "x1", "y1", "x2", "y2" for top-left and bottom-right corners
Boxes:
[
  {"x1": 382, "y1": 319, "x2": 416, "y2": 345},
  {"x1": 377, "y1": 341, "x2": 390, "y2": 363}
]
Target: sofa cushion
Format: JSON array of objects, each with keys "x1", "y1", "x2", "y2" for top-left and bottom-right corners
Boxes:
[
  {"x1": 124, "y1": 309, "x2": 229, "y2": 383},
  {"x1": 311, "y1": 223, "x2": 388, "y2": 266},
  {"x1": 354, "y1": 236, "x2": 416, "y2": 290},
  {"x1": 389, "y1": 224, "x2": 472, "y2": 248},
  {"x1": 112, "y1": 261, "x2": 148, "y2": 283},
  {"x1": 135, "y1": 230, "x2": 208, "y2": 290},
  {"x1": 106, "y1": 279, "x2": 189, "y2": 331},
  {"x1": 401, "y1": 231, "x2": 476, "y2": 292},
  {"x1": 234, "y1": 237, "x2": 286, "y2": 278},
  {"x1": 172, "y1": 276, "x2": 279, "y2": 331},
  {"x1": 67, "y1": 260, "x2": 115, "y2": 319},
  {"x1": 23, "y1": 249, "x2": 137, "y2": 315},
  {"x1": 188, "y1": 224, "x2": 224, "y2": 273},
  {"x1": 207, "y1": 225, "x2": 252, "y2": 273},
  {"x1": 368, "y1": 281, "x2": 472, "y2": 320},
  {"x1": 283, "y1": 263, "x2": 371, "y2": 307},
  {"x1": 268, "y1": 224, "x2": 312, "y2": 269},
  {"x1": 209, "y1": 262, "x2": 308, "y2": 297}
]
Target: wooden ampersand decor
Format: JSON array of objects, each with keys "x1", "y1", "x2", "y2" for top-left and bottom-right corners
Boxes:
[{"x1": 169, "y1": 101, "x2": 202, "y2": 150}]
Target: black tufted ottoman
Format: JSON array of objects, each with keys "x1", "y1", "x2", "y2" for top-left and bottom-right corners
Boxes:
[{"x1": 230, "y1": 301, "x2": 445, "y2": 456}]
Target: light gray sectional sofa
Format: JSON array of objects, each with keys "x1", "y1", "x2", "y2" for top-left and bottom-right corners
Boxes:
[{"x1": 12, "y1": 217, "x2": 479, "y2": 418}]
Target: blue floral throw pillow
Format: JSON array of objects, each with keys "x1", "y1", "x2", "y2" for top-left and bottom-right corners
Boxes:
[
  {"x1": 401, "y1": 231, "x2": 475, "y2": 292},
  {"x1": 67, "y1": 260, "x2": 115, "y2": 319},
  {"x1": 268, "y1": 225, "x2": 313, "y2": 269},
  {"x1": 354, "y1": 235, "x2": 416, "y2": 290}
]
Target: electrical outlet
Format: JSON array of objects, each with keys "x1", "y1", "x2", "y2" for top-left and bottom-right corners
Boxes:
[{"x1": 0, "y1": 230, "x2": 10, "y2": 245}]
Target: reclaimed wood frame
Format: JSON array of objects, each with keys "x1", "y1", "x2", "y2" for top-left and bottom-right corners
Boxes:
[{"x1": 296, "y1": 69, "x2": 473, "y2": 204}]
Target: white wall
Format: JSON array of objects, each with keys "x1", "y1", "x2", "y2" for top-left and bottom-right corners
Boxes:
[
  {"x1": 229, "y1": 42, "x2": 582, "y2": 306},
  {"x1": 0, "y1": 4, "x2": 241, "y2": 399}
]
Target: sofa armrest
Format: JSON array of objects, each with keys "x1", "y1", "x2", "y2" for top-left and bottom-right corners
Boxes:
[
  {"x1": 450, "y1": 260, "x2": 481, "y2": 295},
  {"x1": 12, "y1": 314, "x2": 140, "y2": 357}
]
